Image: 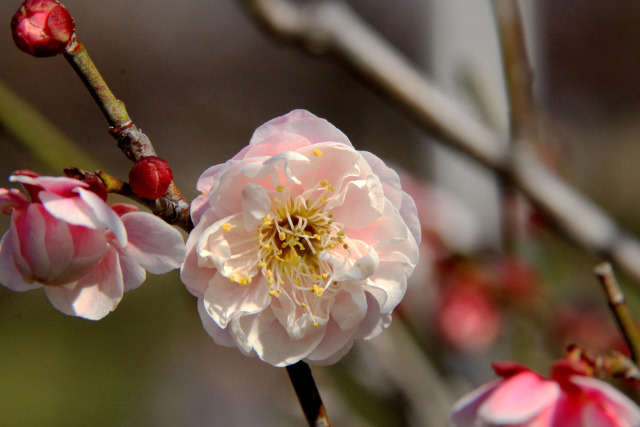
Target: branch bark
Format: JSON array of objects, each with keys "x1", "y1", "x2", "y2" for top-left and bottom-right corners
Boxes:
[{"x1": 242, "y1": 0, "x2": 640, "y2": 285}]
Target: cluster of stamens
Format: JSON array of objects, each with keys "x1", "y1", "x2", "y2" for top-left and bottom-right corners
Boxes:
[
  {"x1": 219, "y1": 148, "x2": 358, "y2": 327},
  {"x1": 259, "y1": 177, "x2": 350, "y2": 326}
]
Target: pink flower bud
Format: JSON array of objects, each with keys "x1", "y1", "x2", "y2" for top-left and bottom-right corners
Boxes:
[
  {"x1": 11, "y1": 0, "x2": 75, "y2": 58},
  {"x1": 128, "y1": 156, "x2": 173, "y2": 199}
]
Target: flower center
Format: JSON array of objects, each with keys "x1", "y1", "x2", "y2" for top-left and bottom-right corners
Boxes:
[{"x1": 256, "y1": 180, "x2": 347, "y2": 326}]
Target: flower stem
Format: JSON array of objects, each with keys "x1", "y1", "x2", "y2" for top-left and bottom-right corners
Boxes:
[
  {"x1": 62, "y1": 34, "x2": 193, "y2": 232},
  {"x1": 286, "y1": 361, "x2": 332, "y2": 427},
  {"x1": 594, "y1": 262, "x2": 640, "y2": 365}
]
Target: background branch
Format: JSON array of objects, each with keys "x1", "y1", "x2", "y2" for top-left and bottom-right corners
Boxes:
[{"x1": 242, "y1": 0, "x2": 640, "y2": 285}]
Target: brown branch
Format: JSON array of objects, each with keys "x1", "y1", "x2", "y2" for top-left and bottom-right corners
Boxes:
[
  {"x1": 241, "y1": 0, "x2": 640, "y2": 285},
  {"x1": 594, "y1": 262, "x2": 640, "y2": 365},
  {"x1": 63, "y1": 35, "x2": 192, "y2": 232},
  {"x1": 286, "y1": 361, "x2": 332, "y2": 427}
]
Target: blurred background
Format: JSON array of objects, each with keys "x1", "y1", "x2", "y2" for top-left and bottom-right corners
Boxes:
[{"x1": 2, "y1": 0, "x2": 640, "y2": 425}]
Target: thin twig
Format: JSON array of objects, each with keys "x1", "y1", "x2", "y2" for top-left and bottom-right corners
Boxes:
[
  {"x1": 594, "y1": 262, "x2": 640, "y2": 365},
  {"x1": 242, "y1": 0, "x2": 640, "y2": 286},
  {"x1": 62, "y1": 35, "x2": 193, "y2": 232},
  {"x1": 286, "y1": 361, "x2": 332, "y2": 427}
]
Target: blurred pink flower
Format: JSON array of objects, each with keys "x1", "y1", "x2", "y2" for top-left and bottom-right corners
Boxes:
[
  {"x1": 0, "y1": 172, "x2": 185, "y2": 320},
  {"x1": 451, "y1": 360, "x2": 640, "y2": 426},
  {"x1": 436, "y1": 281, "x2": 501, "y2": 353},
  {"x1": 181, "y1": 109, "x2": 420, "y2": 366}
]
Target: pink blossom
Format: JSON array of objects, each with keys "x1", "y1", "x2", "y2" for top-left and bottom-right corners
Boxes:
[
  {"x1": 451, "y1": 361, "x2": 640, "y2": 427},
  {"x1": 181, "y1": 110, "x2": 420, "y2": 366},
  {"x1": 0, "y1": 172, "x2": 185, "y2": 320}
]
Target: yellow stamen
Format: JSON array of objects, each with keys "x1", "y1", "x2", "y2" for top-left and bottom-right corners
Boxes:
[
  {"x1": 222, "y1": 222, "x2": 232, "y2": 232},
  {"x1": 313, "y1": 148, "x2": 323, "y2": 157},
  {"x1": 276, "y1": 185, "x2": 285, "y2": 192}
]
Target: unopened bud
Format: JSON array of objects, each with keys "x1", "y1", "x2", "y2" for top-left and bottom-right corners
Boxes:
[
  {"x1": 128, "y1": 156, "x2": 173, "y2": 199},
  {"x1": 11, "y1": 0, "x2": 75, "y2": 58}
]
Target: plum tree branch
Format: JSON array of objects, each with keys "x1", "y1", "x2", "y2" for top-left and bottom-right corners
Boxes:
[{"x1": 242, "y1": 0, "x2": 640, "y2": 285}]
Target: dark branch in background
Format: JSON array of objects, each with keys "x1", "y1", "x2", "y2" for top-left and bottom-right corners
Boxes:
[
  {"x1": 492, "y1": 0, "x2": 535, "y2": 252},
  {"x1": 242, "y1": 0, "x2": 640, "y2": 286},
  {"x1": 286, "y1": 362, "x2": 332, "y2": 427},
  {"x1": 63, "y1": 36, "x2": 193, "y2": 232},
  {"x1": 492, "y1": 0, "x2": 537, "y2": 143}
]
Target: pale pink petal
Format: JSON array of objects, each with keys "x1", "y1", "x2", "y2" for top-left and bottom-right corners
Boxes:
[
  {"x1": 329, "y1": 176, "x2": 386, "y2": 229},
  {"x1": 450, "y1": 380, "x2": 501, "y2": 427},
  {"x1": 39, "y1": 191, "x2": 101, "y2": 230},
  {"x1": 197, "y1": 297, "x2": 236, "y2": 347},
  {"x1": 479, "y1": 372, "x2": 560, "y2": 424},
  {"x1": 319, "y1": 240, "x2": 379, "y2": 282},
  {"x1": 581, "y1": 404, "x2": 622, "y2": 427},
  {"x1": 41, "y1": 212, "x2": 89, "y2": 284},
  {"x1": 44, "y1": 247, "x2": 124, "y2": 320},
  {"x1": 207, "y1": 163, "x2": 271, "y2": 219},
  {"x1": 364, "y1": 261, "x2": 408, "y2": 313},
  {"x1": 77, "y1": 188, "x2": 127, "y2": 246},
  {"x1": 346, "y1": 200, "x2": 419, "y2": 272},
  {"x1": 10, "y1": 174, "x2": 88, "y2": 196},
  {"x1": 229, "y1": 308, "x2": 277, "y2": 356},
  {"x1": 305, "y1": 318, "x2": 357, "y2": 364},
  {"x1": 0, "y1": 228, "x2": 40, "y2": 291},
  {"x1": 249, "y1": 109, "x2": 352, "y2": 148},
  {"x1": 14, "y1": 204, "x2": 49, "y2": 280},
  {"x1": 306, "y1": 338, "x2": 354, "y2": 366},
  {"x1": 0, "y1": 188, "x2": 29, "y2": 212},
  {"x1": 243, "y1": 151, "x2": 311, "y2": 186},
  {"x1": 270, "y1": 290, "x2": 326, "y2": 339},
  {"x1": 331, "y1": 281, "x2": 367, "y2": 331},
  {"x1": 202, "y1": 272, "x2": 271, "y2": 328},
  {"x1": 196, "y1": 164, "x2": 224, "y2": 194},
  {"x1": 244, "y1": 134, "x2": 310, "y2": 159},
  {"x1": 181, "y1": 210, "x2": 219, "y2": 298},
  {"x1": 117, "y1": 211, "x2": 185, "y2": 273},
  {"x1": 190, "y1": 194, "x2": 210, "y2": 226},
  {"x1": 361, "y1": 151, "x2": 403, "y2": 209},
  {"x1": 399, "y1": 191, "x2": 421, "y2": 247},
  {"x1": 356, "y1": 293, "x2": 393, "y2": 341},
  {"x1": 233, "y1": 310, "x2": 325, "y2": 367},
  {"x1": 114, "y1": 247, "x2": 146, "y2": 292},
  {"x1": 197, "y1": 214, "x2": 259, "y2": 278},
  {"x1": 570, "y1": 375, "x2": 640, "y2": 426},
  {"x1": 296, "y1": 143, "x2": 362, "y2": 192},
  {"x1": 241, "y1": 183, "x2": 272, "y2": 230}
]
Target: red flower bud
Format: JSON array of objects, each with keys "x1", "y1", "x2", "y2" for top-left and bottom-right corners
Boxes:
[
  {"x1": 128, "y1": 156, "x2": 173, "y2": 199},
  {"x1": 11, "y1": 0, "x2": 75, "y2": 58}
]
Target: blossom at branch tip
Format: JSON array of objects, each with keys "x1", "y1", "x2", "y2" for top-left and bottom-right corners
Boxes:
[
  {"x1": 0, "y1": 171, "x2": 185, "y2": 320},
  {"x1": 181, "y1": 109, "x2": 420, "y2": 367},
  {"x1": 451, "y1": 360, "x2": 640, "y2": 427}
]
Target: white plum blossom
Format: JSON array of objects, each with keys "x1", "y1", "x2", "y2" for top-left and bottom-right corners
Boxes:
[{"x1": 181, "y1": 110, "x2": 420, "y2": 366}]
